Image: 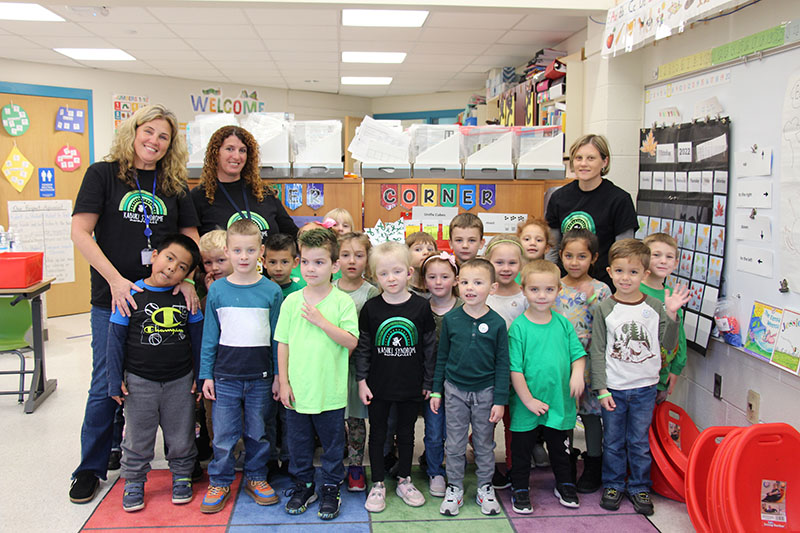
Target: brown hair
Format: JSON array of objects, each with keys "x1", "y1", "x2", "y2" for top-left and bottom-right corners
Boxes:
[
  {"x1": 340, "y1": 232, "x2": 373, "y2": 278},
  {"x1": 406, "y1": 231, "x2": 437, "y2": 249},
  {"x1": 643, "y1": 232, "x2": 678, "y2": 251},
  {"x1": 449, "y1": 213, "x2": 484, "y2": 238},
  {"x1": 460, "y1": 257, "x2": 496, "y2": 284},
  {"x1": 608, "y1": 239, "x2": 651, "y2": 270},
  {"x1": 199, "y1": 126, "x2": 270, "y2": 205},
  {"x1": 569, "y1": 134, "x2": 611, "y2": 176},
  {"x1": 298, "y1": 227, "x2": 340, "y2": 262},
  {"x1": 519, "y1": 259, "x2": 561, "y2": 287}
]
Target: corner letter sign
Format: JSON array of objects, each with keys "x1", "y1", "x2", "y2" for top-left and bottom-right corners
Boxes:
[
  {"x1": 459, "y1": 184, "x2": 476, "y2": 210},
  {"x1": 400, "y1": 184, "x2": 418, "y2": 210},
  {"x1": 285, "y1": 183, "x2": 303, "y2": 210},
  {"x1": 380, "y1": 183, "x2": 397, "y2": 210},
  {"x1": 479, "y1": 184, "x2": 496, "y2": 209}
]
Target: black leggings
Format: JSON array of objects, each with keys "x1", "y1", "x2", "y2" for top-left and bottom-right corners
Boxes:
[
  {"x1": 368, "y1": 398, "x2": 419, "y2": 482},
  {"x1": 511, "y1": 426, "x2": 573, "y2": 490}
]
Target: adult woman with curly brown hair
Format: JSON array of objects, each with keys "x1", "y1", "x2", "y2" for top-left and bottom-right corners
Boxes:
[
  {"x1": 190, "y1": 125, "x2": 297, "y2": 241},
  {"x1": 69, "y1": 104, "x2": 200, "y2": 504}
]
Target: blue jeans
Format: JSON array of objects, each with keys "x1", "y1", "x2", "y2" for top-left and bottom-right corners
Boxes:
[
  {"x1": 208, "y1": 377, "x2": 273, "y2": 487},
  {"x1": 423, "y1": 399, "x2": 446, "y2": 477},
  {"x1": 286, "y1": 407, "x2": 346, "y2": 486},
  {"x1": 600, "y1": 385, "x2": 657, "y2": 494},
  {"x1": 72, "y1": 306, "x2": 118, "y2": 480}
]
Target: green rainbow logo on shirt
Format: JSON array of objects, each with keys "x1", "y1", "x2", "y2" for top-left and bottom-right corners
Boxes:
[
  {"x1": 119, "y1": 190, "x2": 168, "y2": 223},
  {"x1": 561, "y1": 211, "x2": 596, "y2": 234},
  {"x1": 376, "y1": 317, "x2": 418, "y2": 348},
  {"x1": 226, "y1": 212, "x2": 270, "y2": 233}
]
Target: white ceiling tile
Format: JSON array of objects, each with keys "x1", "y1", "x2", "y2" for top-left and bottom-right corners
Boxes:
[
  {"x1": 483, "y1": 44, "x2": 538, "y2": 58},
  {"x1": 396, "y1": 63, "x2": 462, "y2": 74},
  {"x1": 130, "y1": 49, "x2": 206, "y2": 61},
  {"x1": 245, "y1": 8, "x2": 338, "y2": 26},
  {"x1": 48, "y1": 6, "x2": 160, "y2": 24},
  {"x1": 79, "y1": 60, "x2": 161, "y2": 74},
  {"x1": 403, "y1": 54, "x2": 475, "y2": 67},
  {"x1": 145, "y1": 59, "x2": 216, "y2": 71},
  {"x1": 418, "y1": 28, "x2": 505, "y2": 43},
  {"x1": 385, "y1": 84, "x2": 444, "y2": 96},
  {"x1": 156, "y1": 69, "x2": 225, "y2": 82},
  {"x1": 439, "y1": 79, "x2": 484, "y2": 91},
  {"x1": 460, "y1": 64, "x2": 492, "y2": 73},
  {"x1": 26, "y1": 36, "x2": 115, "y2": 48},
  {"x1": 78, "y1": 22, "x2": 174, "y2": 39},
  {"x1": 0, "y1": 48, "x2": 80, "y2": 64},
  {"x1": 514, "y1": 13, "x2": 587, "y2": 32},
  {"x1": 426, "y1": 12, "x2": 525, "y2": 29},
  {"x1": 411, "y1": 42, "x2": 489, "y2": 55},
  {"x1": 198, "y1": 49, "x2": 270, "y2": 61},
  {"x1": 107, "y1": 37, "x2": 191, "y2": 51},
  {"x1": 340, "y1": 27, "x2": 422, "y2": 42},
  {"x1": 469, "y1": 54, "x2": 526, "y2": 67},
  {"x1": 0, "y1": 21, "x2": 93, "y2": 37},
  {"x1": 209, "y1": 60, "x2": 277, "y2": 71},
  {"x1": 148, "y1": 7, "x2": 249, "y2": 25},
  {"x1": 452, "y1": 72, "x2": 489, "y2": 82},
  {"x1": 0, "y1": 35, "x2": 39, "y2": 48},
  {"x1": 340, "y1": 41, "x2": 411, "y2": 53},
  {"x1": 183, "y1": 38, "x2": 265, "y2": 52},
  {"x1": 498, "y1": 30, "x2": 572, "y2": 46},
  {"x1": 287, "y1": 80, "x2": 339, "y2": 92},
  {"x1": 170, "y1": 24, "x2": 257, "y2": 40},
  {"x1": 274, "y1": 62, "x2": 340, "y2": 73},
  {"x1": 270, "y1": 51, "x2": 338, "y2": 63},
  {"x1": 235, "y1": 76, "x2": 288, "y2": 88},
  {"x1": 255, "y1": 25, "x2": 338, "y2": 41},
  {"x1": 264, "y1": 40, "x2": 338, "y2": 53}
]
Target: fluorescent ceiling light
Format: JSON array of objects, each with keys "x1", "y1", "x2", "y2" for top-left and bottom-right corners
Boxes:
[
  {"x1": 342, "y1": 51, "x2": 406, "y2": 64},
  {"x1": 54, "y1": 48, "x2": 136, "y2": 61},
  {"x1": 342, "y1": 9, "x2": 428, "y2": 28},
  {"x1": 0, "y1": 3, "x2": 64, "y2": 21},
  {"x1": 341, "y1": 76, "x2": 392, "y2": 85}
]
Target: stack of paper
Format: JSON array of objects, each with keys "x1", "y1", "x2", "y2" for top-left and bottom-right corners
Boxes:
[{"x1": 348, "y1": 116, "x2": 410, "y2": 164}]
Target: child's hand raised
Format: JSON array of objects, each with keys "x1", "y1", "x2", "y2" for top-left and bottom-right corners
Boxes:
[
  {"x1": 665, "y1": 284, "x2": 690, "y2": 318},
  {"x1": 526, "y1": 398, "x2": 549, "y2": 416},
  {"x1": 358, "y1": 379, "x2": 373, "y2": 406},
  {"x1": 489, "y1": 405, "x2": 504, "y2": 423}
]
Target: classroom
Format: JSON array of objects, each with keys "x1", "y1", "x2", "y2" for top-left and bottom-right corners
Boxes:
[{"x1": 1, "y1": 0, "x2": 799, "y2": 531}]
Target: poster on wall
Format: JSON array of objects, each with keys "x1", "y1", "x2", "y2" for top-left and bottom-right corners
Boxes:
[
  {"x1": 636, "y1": 118, "x2": 731, "y2": 355},
  {"x1": 113, "y1": 94, "x2": 149, "y2": 133}
]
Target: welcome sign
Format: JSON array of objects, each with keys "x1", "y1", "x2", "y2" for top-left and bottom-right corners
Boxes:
[{"x1": 190, "y1": 88, "x2": 266, "y2": 115}]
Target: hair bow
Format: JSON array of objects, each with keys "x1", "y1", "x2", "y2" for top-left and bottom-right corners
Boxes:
[
  {"x1": 423, "y1": 251, "x2": 458, "y2": 271},
  {"x1": 320, "y1": 218, "x2": 337, "y2": 229}
]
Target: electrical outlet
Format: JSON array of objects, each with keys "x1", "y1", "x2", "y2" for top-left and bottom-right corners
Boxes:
[
  {"x1": 713, "y1": 373, "x2": 722, "y2": 399},
  {"x1": 747, "y1": 390, "x2": 760, "y2": 423}
]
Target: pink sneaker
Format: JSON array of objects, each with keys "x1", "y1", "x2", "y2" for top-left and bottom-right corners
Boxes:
[
  {"x1": 365, "y1": 482, "x2": 386, "y2": 512},
  {"x1": 396, "y1": 476, "x2": 425, "y2": 507}
]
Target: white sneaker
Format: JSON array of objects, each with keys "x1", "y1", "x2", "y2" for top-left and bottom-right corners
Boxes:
[
  {"x1": 477, "y1": 483, "x2": 501, "y2": 515},
  {"x1": 439, "y1": 484, "x2": 464, "y2": 516},
  {"x1": 429, "y1": 475, "x2": 446, "y2": 497}
]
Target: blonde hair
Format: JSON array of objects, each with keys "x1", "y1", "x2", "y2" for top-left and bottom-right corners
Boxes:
[
  {"x1": 406, "y1": 231, "x2": 437, "y2": 249},
  {"x1": 608, "y1": 239, "x2": 651, "y2": 270},
  {"x1": 198, "y1": 229, "x2": 227, "y2": 253},
  {"x1": 643, "y1": 232, "x2": 678, "y2": 251},
  {"x1": 369, "y1": 241, "x2": 410, "y2": 276},
  {"x1": 569, "y1": 134, "x2": 611, "y2": 176},
  {"x1": 324, "y1": 208, "x2": 355, "y2": 231},
  {"x1": 199, "y1": 126, "x2": 269, "y2": 205},
  {"x1": 519, "y1": 259, "x2": 561, "y2": 287},
  {"x1": 105, "y1": 103, "x2": 188, "y2": 196},
  {"x1": 485, "y1": 233, "x2": 524, "y2": 260},
  {"x1": 226, "y1": 218, "x2": 261, "y2": 243}
]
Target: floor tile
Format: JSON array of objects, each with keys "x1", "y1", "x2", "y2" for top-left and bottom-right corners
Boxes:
[
  {"x1": 371, "y1": 518, "x2": 515, "y2": 533},
  {"x1": 511, "y1": 514, "x2": 659, "y2": 532},
  {"x1": 230, "y1": 523, "x2": 371, "y2": 532}
]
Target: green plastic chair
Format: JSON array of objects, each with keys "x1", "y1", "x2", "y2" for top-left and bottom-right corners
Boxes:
[{"x1": 0, "y1": 296, "x2": 33, "y2": 403}]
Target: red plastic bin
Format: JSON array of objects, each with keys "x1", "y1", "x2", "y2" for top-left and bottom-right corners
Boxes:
[
  {"x1": 707, "y1": 428, "x2": 744, "y2": 533},
  {"x1": 685, "y1": 426, "x2": 737, "y2": 533},
  {"x1": 649, "y1": 423, "x2": 685, "y2": 502},
  {"x1": 655, "y1": 401, "x2": 701, "y2": 476},
  {"x1": 0, "y1": 252, "x2": 43, "y2": 288}
]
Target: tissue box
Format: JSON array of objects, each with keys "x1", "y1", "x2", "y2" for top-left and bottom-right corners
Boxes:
[{"x1": 0, "y1": 252, "x2": 44, "y2": 288}]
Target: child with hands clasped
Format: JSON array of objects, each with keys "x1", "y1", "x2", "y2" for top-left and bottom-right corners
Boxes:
[
  {"x1": 554, "y1": 229, "x2": 612, "y2": 493},
  {"x1": 333, "y1": 232, "x2": 380, "y2": 492},
  {"x1": 591, "y1": 239, "x2": 689, "y2": 516},
  {"x1": 273, "y1": 228, "x2": 359, "y2": 520},
  {"x1": 431, "y1": 258, "x2": 510, "y2": 517},
  {"x1": 199, "y1": 220, "x2": 284, "y2": 514},
  {"x1": 355, "y1": 242, "x2": 437, "y2": 513},
  {"x1": 508, "y1": 260, "x2": 587, "y2": 514}
]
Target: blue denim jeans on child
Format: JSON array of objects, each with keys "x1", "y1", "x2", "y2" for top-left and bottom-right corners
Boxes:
[
  {"x1": 600, "y1": 385, "x2": 657, "y2": 494},
  {"x1": 285, "y1": 407, "x2": 346, "y2": 486},
  {"x1": 72, "y1": 306, "x2": 118, "y2": 480},
  {"x1": 208, "y1": 377, "x2": 273, "y2": 487},
  {"x1": 423, "y1": 399, "x2": 446, "y2": 477}
]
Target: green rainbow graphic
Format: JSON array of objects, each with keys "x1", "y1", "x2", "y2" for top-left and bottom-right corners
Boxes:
[
  {"x1": 376, "y1": 317, "x2": 418, "y2": 347},
  {"x1": 561, "y1": 210, "x2": 596, "y2": 234},
  {"x1": 119, "y1": 191, "x2": 167, "y2": 215},
  {"x1": 226, "y1": 212, "x2": 270, "y2": 231}
]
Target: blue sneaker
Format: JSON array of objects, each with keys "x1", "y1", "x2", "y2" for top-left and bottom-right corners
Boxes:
[
  {"x1": 171, "y1": 475, "x2": 192, "y2": 504},
  {"x1": 122, "y1": 481, "x2": 145, "y2": 512}
]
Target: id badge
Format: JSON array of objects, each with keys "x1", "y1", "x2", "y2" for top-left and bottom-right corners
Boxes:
[{"x1": 141, "y1": 248, "x2": 153, "y2": 266}]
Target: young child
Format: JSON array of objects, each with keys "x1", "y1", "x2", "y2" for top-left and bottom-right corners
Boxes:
[
  {"x1": 420, "y1": 251, "x2": 462, "y2": 497},
  {"x1": 324, "y1": 207, "x2": 355, "y2": 235},
  {"x1": 554, "y1": 229, "x2": 612, "y2": 494},
  {"x1": 591, "y1": 239, "x2": 688, "y2": 516},
  {"x1": 264, "y1": 233, "x2": 304, "y2": 297},
  {"x1": 508, "y1": 260, "x2": 587, "y2": 513},
  {"x1": 407, "y1": 231, "x2": 437, "y2": 296},
  {"x1": 356, "y1": 242, "x2": 436, "y2": 513},
  {"x1": 449, "y1": 213, "x2": 484, "y2": 265},
  {"x1": 431, "y1": 258, "x2": 509, "y2": 516},
  {"x1": 199, "y1": 219, "x2": 284, "y2": 514},
  {"x1": 199, "y1": 229, "x2": 231, "y2": 294},
  {"x1": 106, "y1": 234, "x2": 203, "y2": 512},
  {"x1": 517, "y1": 217, "x2": 550, "y2": 262},
  {"x1": 333, "y1": 232, "x2": 380, "y2": 492},
  {"x1": 274, "y1": 228, "x2": 359, "y2": 520},
  {"x1": 641, "y1": 233, "x2": 687, "y2": 404}
]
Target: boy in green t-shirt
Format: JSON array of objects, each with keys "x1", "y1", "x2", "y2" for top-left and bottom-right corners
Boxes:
[
  {"x1": 274, "y1": 228, "x2": 359, "y2": 521},
  {"x1": 641, "y1": 233, "x2": 687, "y2": 404},
  {"x1": 507, "y1": 260, "x2": 586, "y2": 514}
]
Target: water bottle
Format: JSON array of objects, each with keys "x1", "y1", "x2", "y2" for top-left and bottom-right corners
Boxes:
[
  {"x1": 0, "y1": 226, "x2": 8, "y2": 253},
  {"x1": 7, "y1": 226, "x2": 18, "y2": 252}
]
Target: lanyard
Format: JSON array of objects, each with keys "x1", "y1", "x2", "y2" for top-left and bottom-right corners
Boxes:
[
  {"x1": 134, "y1": 170, "x2": 157, "y2": 249},
  {"x1": 217, "y1": 180, "x2": 251, "y2": 221}
]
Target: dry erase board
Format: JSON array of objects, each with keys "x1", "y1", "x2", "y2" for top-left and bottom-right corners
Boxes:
[{"x1": 643, "y1": 45, "x2": 800, "y2": 360}]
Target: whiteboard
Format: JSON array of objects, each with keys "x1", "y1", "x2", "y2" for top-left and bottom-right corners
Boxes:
[{"x1": 644, "y1": 46, "x2": 800, "y2": 330}]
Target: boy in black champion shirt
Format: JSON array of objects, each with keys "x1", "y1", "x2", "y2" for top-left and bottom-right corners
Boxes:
[{"x1": 106, "y1": 234, "x2": 203, "y2": 513}]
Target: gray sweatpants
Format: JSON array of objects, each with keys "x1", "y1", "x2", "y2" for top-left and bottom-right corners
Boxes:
[
  {"x1": 444, "y1": 381, "x2": 496, "y2": 490},
  {"x1": 121, "y1": 372, "x2": 197, "y2": 482}
]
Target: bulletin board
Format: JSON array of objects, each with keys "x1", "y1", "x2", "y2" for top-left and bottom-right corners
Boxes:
[
  {"x1": 642, "y1": 44, "x2": 800, "y2": 372},
  {"x1": 0, "y1": 81, "x2": 94, "y2": 317}
]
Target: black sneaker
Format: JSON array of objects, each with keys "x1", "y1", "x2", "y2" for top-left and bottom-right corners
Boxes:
[
  {"x1": 554, "y1": 483, "x2": 580, "y2": 508},
  {"x1": 107, "y1": 450, "x2": 121, "y2": 471},
  {"x1": 69, "y1": 472, "x2": 99, "y2": 504},
  {"x1": 627, "y1": 490, "x2": 655, "y2": 516},
  {"x1": 600, "y1": 487, "x2": 624, "y2": 511},
  {"x1": 284, "y1": 482, "x2": 317, "y2": 515},
  {"x1": 317, "y1": 483, "x2": 341, "y2": 520},
  {"x1": 491, "y1": 466, "x2": 511, "y2": 490},
  {"x1": 511, "y1": 488, "x2": 533, "y2": 514}
]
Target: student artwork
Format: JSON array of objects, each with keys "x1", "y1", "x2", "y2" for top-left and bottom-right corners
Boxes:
[
  {"x1": 306, "y1": 183, "x2": 324, "y2": 210},
  {"x1": 55, "y1": 145, "x2": 82, "y2": 172},
  {"x1": 696, "y1": 224, "x2": 711, "y2": 253},
  {"x1": 2, "y1": 103, "x2": 30, "y2": 136},
  {"x1": 679, "y1": 250, "x2": 694, "y2": 278},
  {"x1": 692, "y1": 253, "x2": 708, "y2": 282},
  {"x1": 380, "y1": 183, "x2": 397, "y2": 210},
  {"x1": 284, "y1": 183, "x2": 303, "y2": 210},
  {"x1": 666, "y1": 274, "x2": 678, "y2": 291},
  {"x1": 688, "y1": 282, "x2": 704, "y2": 312},
  {"x1": 660, "y1": 218, "x2": 673, "y2": 235},
  {"x1": 713, "y1": 195, "x2": 727, "y2": 225},
  {"x1": 2, "y1": 145, "x2": 34, "y2": 192},
  {"x1": 55, "y1": 106, "x2": 85, "y2": 133},
  {"x1": 771, "y1": 309, "x2": 800, "y2": 374},
  {"x1": 635, "y1": 215, "x2": 648, "y2": 239},
  {"x1": 744, "y1": 301, "x2": 783, "y2": 362},
  {"x1": 648, "y1": 216, "x2": 661, "y2": 236},
  {"x1": 364, "y1": 219, "x2": 405, "y2": 246},
  {"x1": 710, "y1": 226, "x2": 726, "y2": 256},
  {"x1": 683, "y1": 222, "x2": 697, "y2": 250},
  {"x1": 672, "y1": 220, "x2": 685, "y2": 243},
  {"x1": 707, "y1": 256, "x2": 723, "y2": 287}
]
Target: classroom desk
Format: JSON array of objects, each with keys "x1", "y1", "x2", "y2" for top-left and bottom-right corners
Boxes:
[{"x1": 0, "y1": 278, "x2": 57, "y2": 413}]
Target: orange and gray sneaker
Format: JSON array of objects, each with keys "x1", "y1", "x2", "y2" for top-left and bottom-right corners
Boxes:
[
  {"x1": 245, "y1": 479, "x2": 279, "y2": 505},
  {"x1": 200, "y1": 485, "x2": 231, "y2": 513}
]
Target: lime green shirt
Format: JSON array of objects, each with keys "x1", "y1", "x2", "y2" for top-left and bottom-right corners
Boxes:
[
  {"x1": 639, "y1": 283, "x2": 687, "y2": 390},
  {"x1": 508, "y1": 310, "x2": 586, "y2": 431},
  {"x1": 273, "y1": 286, "x2": 359, "y2": 414}
]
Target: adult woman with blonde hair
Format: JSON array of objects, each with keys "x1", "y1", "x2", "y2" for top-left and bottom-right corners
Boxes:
[
  {"x1": 70, "y1": 103, "x2": 200, "y2": 504},
  {"x1": 191, "y1": 125, "x2": 297, "y2": 241}
]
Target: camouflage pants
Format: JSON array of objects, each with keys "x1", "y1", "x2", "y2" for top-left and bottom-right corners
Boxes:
[{"x1": 346, "y1": 417, "x2": 366, "y2": 466}]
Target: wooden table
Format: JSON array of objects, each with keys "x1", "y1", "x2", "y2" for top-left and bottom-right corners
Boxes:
[{"x1": 0, "y1": 278, "x2": 57, "y2": 413}]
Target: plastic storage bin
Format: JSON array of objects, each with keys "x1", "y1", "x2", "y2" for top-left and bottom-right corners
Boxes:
[
  {"x1": 685, "y1": 426, "x2": 737, "y2": 533},
  {"x1": 0, "y1": 252, "x2": 43, "y2": 288},
  {"x1": 655, "y1": 401, "x2": 701, "y2": 475}
]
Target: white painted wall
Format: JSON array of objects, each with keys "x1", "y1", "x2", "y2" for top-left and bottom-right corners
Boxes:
[{"x1": 370, "y1": 90, "x2": 477, "y2": 115}]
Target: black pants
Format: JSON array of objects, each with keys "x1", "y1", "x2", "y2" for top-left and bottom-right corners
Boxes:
[
  {"x1": 368, "y1": 398, "x2": 419, "y2": 482},
  {"x1": 511, "y1": 426, "x2": 573, "y2": 490}
]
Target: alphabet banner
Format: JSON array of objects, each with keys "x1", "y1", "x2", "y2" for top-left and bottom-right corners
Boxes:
[
  {"x1": 285, "y1": 183, "x2": 303, "y2": 210},
  {"x1": 440, "y1": 184, "x2": 457, "y2": 207},
  {"x1": 400, "y1": 184, "x2": 418, "y2": 210},
  {"x1": 306, "y1": 183, "x2": 324, "y2": 210},
  {"x1": 479, "y1": 184, "x2": 496, "y2": 209},
  {"x1": 459, "y1": 184, "x2": 476, "y2": 210},
  {"x1": 380, "y1": 183, "x2": 397, "y2": 210},
  {"x1": 420, "y1": 184, "x2": 437, "y2": 207}
]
